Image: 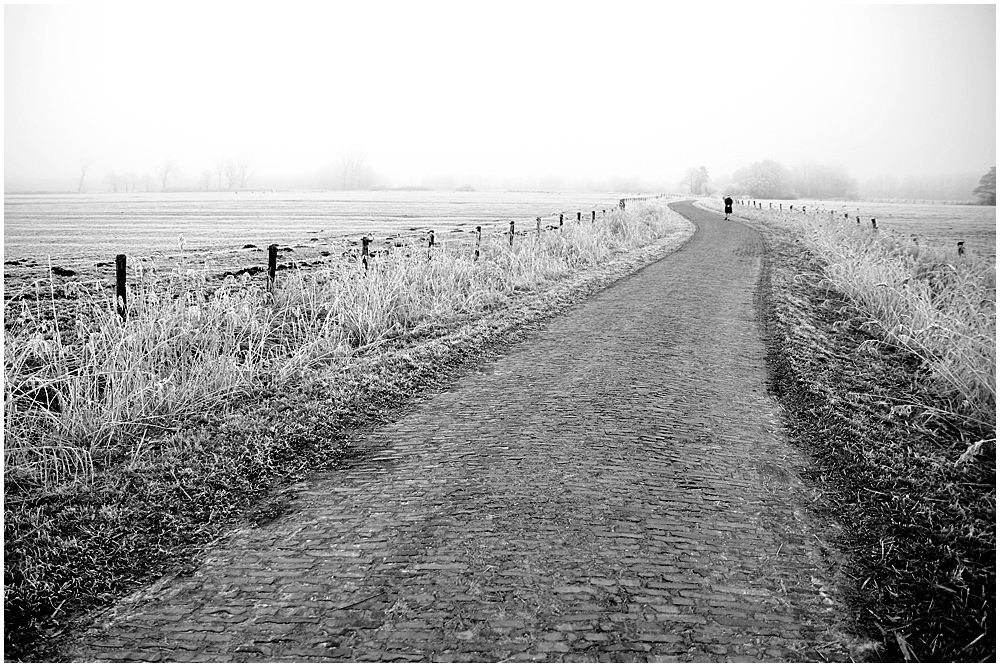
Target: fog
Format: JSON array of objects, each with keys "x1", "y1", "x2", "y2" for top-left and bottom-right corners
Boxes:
[{"x1": 4, "y1": 2, "x2": 996, "y2": 194}]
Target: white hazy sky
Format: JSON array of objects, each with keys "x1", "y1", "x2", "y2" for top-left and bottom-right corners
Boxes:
[{"x1": 4, "y1": 1, "x2": 996, "y2": 188}]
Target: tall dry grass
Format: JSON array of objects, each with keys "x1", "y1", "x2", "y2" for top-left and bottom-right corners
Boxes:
[
  {"x1": 4, "y1": 201, "x2": 677, "y2": 489},
  {"x1": 704, "y1": 198, "x2": 996, "y2": 429}
]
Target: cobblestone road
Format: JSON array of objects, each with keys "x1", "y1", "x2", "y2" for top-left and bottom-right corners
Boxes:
[{"x1": 66, "y1": 201, "x2": 860, "y2": 662}]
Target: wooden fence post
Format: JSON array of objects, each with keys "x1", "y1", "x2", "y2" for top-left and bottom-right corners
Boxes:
[
  {"x1": 115, "y1": 254, "x2": 127, "y2": 322},
  {"x1": 958, "y1": 241, "x2": 965, "y2": 256},
  {"x1": 267, "y1": 244, "x2": 278, "y2": 290},
  {"x1": 362, "y1": 236, "x2": 370, "y2": 272},
  {"x1": 559, "y1": 213, "x2": 564, "y2": 230},
  {"x1": 537, "y1": 217, "x2": 541, "y2": 236},
  {"x1": 871, "y1": 218, "x2": 878, "y2": 230},
  {"x1": 509, "y1": 221, "x2": 515, "y2": 246},
  {"x1": 591, "y1": 211, "x2": 596, "y2": 223},
  {"x1": 577, "y1": 212, "x2": 581, "y2": 222},
  {"x1": 474, "y1": 226, "x2": 482, "y2": 260},
  {"x1": 427, "y1": 230, "x2": 435, "y2": 259}
]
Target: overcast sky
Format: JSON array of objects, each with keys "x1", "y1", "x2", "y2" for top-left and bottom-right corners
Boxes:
[{"x1": 4, "y1": 2, "x2": 996, "y2": 189}]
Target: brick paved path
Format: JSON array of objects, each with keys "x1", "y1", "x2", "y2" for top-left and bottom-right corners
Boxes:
[{"x1": 66, "y1": 201, "x2": 859, "y2": 662}]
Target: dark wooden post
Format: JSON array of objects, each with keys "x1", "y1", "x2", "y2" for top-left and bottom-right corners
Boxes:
[
  {"x1": 537, "y1": 217, "x2": 541, "y2": 235},
  {"x1": 619, "y1": 198, "x2": 625, "y2": 210},
  {"x1": 559, "y1": 213, "x2": 564, "y2": 230},
  {"x1": 871, "y1": 218, "x2": 878, "y2": 230},
  {"x1": 362, "y1": 236, "x2": 370, "y2": 272},
  {"x1": 509, "y1": 221, "x2": 515, "y2": 246},
  {"x1": 474, "y1": 226, "x2": 482, "y2": 260},
  {"x1": 427, "y1": 230, "x2": 435, "y2": 259},
  {"x1": 577, "y1": 212, "x2": 581, "y2": 222},
  {"x1": 591, "y1": 211, "x2": 596, "y2": 223},
  {"x1": 958, "y1": 241, "x2": 965, "y2": 256},
  {"x1": 267, "y1": 244, "x2": 278, "y2": 289},
  {"x1": 115, "y1": 254, "x2": 127, "y2": 322}
]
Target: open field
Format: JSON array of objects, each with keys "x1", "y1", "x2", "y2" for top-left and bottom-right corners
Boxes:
[
  {"x1": 736, "y1": 198, "x2": 995, "y2": 260},
  {"x1": 3, "y1": 191, "x2": 635, "y2": 284}
]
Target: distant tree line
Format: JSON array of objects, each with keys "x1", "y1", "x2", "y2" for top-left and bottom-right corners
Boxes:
[
  {"x1": 728, "y1": 160, "x2": 859, "y2": 200},
  {"x1": 688, "y1": 160, "x2": 991, "y2": 202}
]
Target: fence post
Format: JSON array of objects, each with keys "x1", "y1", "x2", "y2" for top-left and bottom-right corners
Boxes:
[
  {"x1": 115, "y1": 254, "x2": 127, "y2": 322},
  {"x1": 871, "y1": 218, "x2": 878, "y2": 230},
  {"x1": 591, "y1": 211, "x2": 596, "y2": 223},
  {"x1": 509, "y1": 221, "x2": 515, "y2": 246},
  {"x1": 958, "y1": 241, "x2": 965, "y2": 256},
  {"x1": 427, "y1": 230, "x2": 435, "y2": 259},
  {"x1": 537, "y1": 217, "x2": 541, "y2": 236},
  {"x1": 577, "y1": 211, "x2": 581, "y2": 222},
  {"x1": 619, "y1": 198, "x2": 625, "y2": 210},
  {"x1": 362, "y1": 236, "x2": 370, "y2": 272},
  {"x1": 559, "y1": 213, "x2": 564, "y2": 230},
  {"x1": 267, "y1": 244, "x2": 278, "y2": 290},
  {"x1": 475, "y1": 226, "x2": 482, "y2": 260}
]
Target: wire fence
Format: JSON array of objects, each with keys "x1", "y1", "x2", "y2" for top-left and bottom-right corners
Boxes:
[{"x1": 92, "y1": 194, "x2": 676, "y2": 321}]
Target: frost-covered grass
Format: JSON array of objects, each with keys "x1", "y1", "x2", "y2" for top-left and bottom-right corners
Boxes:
[
  {"x1": 3, "y1": 199, "x2": 690, "y2": 659},
  {"x1": 4, "y1": 203, "x2": 678, "y2": 488},
  {"x1": 703, "y1": 197, "x2": 995, "y2": 429},
  {"x1": 706, "y1": 197, "x2": 995, "y2": 662}
]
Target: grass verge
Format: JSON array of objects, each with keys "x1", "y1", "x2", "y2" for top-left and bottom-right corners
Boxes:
[
  {"x1": 715, "y1": 199, "x2": 996, "y2": 662},
  {"x1": 3, "y1": 201, "x2": 692, "y2": 661}
]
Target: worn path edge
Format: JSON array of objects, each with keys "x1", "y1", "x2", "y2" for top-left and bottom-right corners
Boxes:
[{"x1": 65, "y1": 201, "x2": 864, "y2": 662}]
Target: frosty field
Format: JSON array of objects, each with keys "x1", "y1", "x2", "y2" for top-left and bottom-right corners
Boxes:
[
  {"x1": 746, "y1": 198, "x2": 996, "y2": 260},
  {"x1": 3, "y1": 190, "x2": 630, "y2": 284}
]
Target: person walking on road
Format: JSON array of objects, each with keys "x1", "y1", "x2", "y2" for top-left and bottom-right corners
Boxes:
[{"x1": 724, "y1": 195, "x2": 734, "y2": 220}]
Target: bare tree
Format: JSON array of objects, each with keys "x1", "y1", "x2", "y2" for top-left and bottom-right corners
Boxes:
[
  {"x1": 215, "y1": 157, "x2": 226, "y2": 190},
  {"x1": 224, "y1": 159, "x2": 239, "y2": 189},
  {"x1": 680, "y1": 166, "x2": 709, "y2": 195},
  {"x1": 124, "y1": 172, "x2": 139, "y2": 193},
  {"x1": 337, "y1": 150, "x2": 368, "y2": 190},
  {"x1": 104, "y1": 170, "x2": 123, "y2": 193},
  {"x1": 234, "y1": 154, "x2": 256, "y2": 189},
  {"x1": 78, "y1": 159, "x2": 95, "y2": 193},
  {"x1": 201, "y1": 169, "x2": 213, "y2": 190},
  {"x1": 157, "y1": 156, "x2": 179, "y2": 190},
  {"x1": 141, "y1": 173, "x2": 155, "y2": 192}
]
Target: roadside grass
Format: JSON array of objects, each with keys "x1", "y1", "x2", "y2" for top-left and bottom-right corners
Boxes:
[
  {"x1": 702, "y1": 198, "x2": 995, "y2": 661},
  {"x1": 3, "y1": 200, "x2": 691, "y2": 660}
]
